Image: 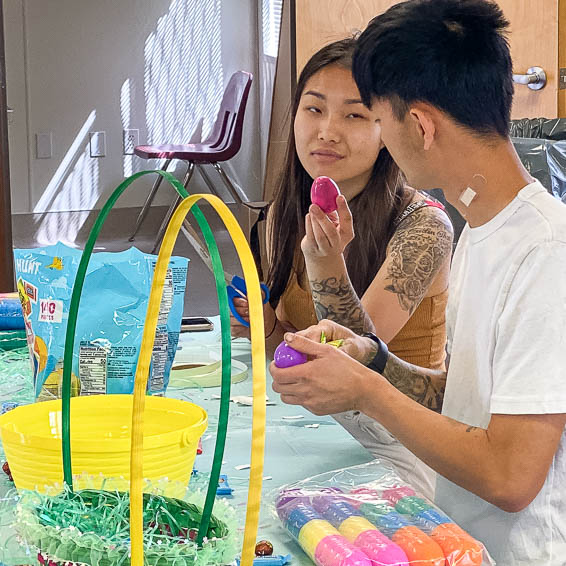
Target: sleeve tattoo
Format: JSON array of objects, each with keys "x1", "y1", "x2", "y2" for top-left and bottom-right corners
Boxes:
[
  {"x1": 309, "y1": 275, "x2": 374, "y2": 335},
  {"x1": 382, "y1": 353, "x2": 447, "y2": 412},
  {"x1": 385, "y1": 209, "x2": 453, "y2": 315}
]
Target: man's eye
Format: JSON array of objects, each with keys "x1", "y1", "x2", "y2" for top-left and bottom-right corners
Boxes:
[{"x1": 347, "y1": 113, "x2": 365, "y2": 119}]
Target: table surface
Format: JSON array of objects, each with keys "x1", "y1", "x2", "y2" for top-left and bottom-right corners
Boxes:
[{"x1": 0, "y1": 316, "x2": 373, "y2": 565}]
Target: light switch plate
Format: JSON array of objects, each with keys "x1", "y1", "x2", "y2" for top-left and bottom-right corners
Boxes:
[
  {"x1": 89, "y1": 131, "x2": 106, "y2": 157},
  {"x1": 36, "y1": 132, "x2": 52, "y2": 159}
]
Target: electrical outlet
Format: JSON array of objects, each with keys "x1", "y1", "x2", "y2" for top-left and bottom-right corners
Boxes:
[{"x1": 123, "y1": 128, "x2": 139, "y2": 155}]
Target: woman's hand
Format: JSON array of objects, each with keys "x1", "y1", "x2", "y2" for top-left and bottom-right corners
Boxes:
[
  {"x1": 230, "y1": 296, "x2": 277, "y2": 340},
  {"x1": 301, "y1": 195, "x2": 354, "y2": 261}
]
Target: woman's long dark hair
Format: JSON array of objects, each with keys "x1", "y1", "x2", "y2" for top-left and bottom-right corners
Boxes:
[{"x1": 267, "y1": 37, "x2": 413, "y2": 307}]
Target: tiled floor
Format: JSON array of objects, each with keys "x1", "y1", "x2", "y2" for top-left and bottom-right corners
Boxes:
[{"x1": 11, "y1": 204, "x2": 247, "y2": 316}]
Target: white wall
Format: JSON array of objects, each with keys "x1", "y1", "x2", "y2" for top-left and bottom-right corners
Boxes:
[{"x1": 5, "y1": 0, "x2": 263, "y2": 224}]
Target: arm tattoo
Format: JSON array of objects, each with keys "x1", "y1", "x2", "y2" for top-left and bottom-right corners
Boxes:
[
  {"x1": 361, "y1": 339, "x2": 379, "y2": 367},
  {"x1": 381, "y1": 352, "x2": 446, "y2": 412},
  {"x1": 309, "y1": 275, "x2": 374, "y2": 334},
  {"x1": 385, "y1": 209, "x2": 453, "y2": 315}
]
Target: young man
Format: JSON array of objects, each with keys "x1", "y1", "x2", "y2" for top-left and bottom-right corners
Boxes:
[{"x1": 270, "y1": 1, "x2": 566, "y2": 564}]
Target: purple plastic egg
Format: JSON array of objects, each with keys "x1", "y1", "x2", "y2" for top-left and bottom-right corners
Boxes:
[
  {"x1": 310, "y1": 176, "x2": 341, "y2": 213},
  {"x1": 274, "y1": 341, "x2": 307, "y2": 368}
]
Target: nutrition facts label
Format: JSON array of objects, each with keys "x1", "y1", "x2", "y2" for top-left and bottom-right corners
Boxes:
[
  {"x1": 149, "y1": 268, "x2": 173, "y2": 392},
  {"x1": 157, "y1": 269, "x2": 174, "y2": 325},
  {"x1": 150, "y1": 331, "x2": 167, "y2": 392},
  {"x1": 79, "y1": 342, "x2": 108, "y2": 395}
]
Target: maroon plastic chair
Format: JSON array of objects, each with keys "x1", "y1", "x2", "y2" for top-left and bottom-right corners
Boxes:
[{"x1": 129, "y1": 70, "x2": 253, "y2": 251}]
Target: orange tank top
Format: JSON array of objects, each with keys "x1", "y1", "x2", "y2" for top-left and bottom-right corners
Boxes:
[{"x1": 277, "y1": 271, "x2": 448, "y2": 371}]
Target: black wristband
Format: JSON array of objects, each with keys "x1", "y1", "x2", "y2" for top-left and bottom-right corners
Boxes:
[{"x1": 362, "y1": 332, "x2": 389, "y2": 374}]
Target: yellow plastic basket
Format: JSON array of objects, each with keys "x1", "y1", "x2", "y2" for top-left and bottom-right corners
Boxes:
[{"x1": 0, "y1": 394, "x2": 207, "y2": 497}]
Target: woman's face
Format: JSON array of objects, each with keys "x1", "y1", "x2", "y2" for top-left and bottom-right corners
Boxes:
[{"x1": 294, "y1": 64, "x2": 384, "y2": 199}]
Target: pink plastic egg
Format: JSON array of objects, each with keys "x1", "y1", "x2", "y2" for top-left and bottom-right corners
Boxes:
[
  {"x1": 310, "y1": 176, "x2": 341, "y2": 213},
  {"x1": 274, "y1": 341, "x2": 307, "y2": 368}
]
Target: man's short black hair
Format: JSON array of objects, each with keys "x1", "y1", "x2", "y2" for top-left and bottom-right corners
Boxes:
[{"x1": 353, "y1": 0, "x2": 513, "y2": 138}]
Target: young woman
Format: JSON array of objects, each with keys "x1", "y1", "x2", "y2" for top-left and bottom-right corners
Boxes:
[{"x1": 231, "y1": 38, "x2": 454, "y2": 498}]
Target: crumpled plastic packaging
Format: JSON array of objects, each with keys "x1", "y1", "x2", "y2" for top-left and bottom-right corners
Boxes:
[
  {"x1": 13, "y1": 242, "x2": 188, "y2": 400},
  {"x1": 272, "y1": 460, "x2": 495, "y2": 566}
]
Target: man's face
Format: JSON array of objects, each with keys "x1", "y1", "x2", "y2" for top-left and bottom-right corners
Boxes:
[{"x1": 371, "y1": 98, "x2": 436, "y2": 190}]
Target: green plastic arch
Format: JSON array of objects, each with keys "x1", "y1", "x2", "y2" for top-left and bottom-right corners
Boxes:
[{"x1": 60, "y1": 169, "x2": 232, "y2": 542}]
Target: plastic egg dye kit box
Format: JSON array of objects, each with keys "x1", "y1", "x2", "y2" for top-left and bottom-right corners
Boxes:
[{"x1": 13, "y1": 242, "x2": 188, "y2": 399}]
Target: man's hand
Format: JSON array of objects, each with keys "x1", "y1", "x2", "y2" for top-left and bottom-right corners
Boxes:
[
  {"x1": 270, "y1": 328, "x2": 380, "y2": 415},
  {"x1": 293, "y1": 319, "x2": 377, "y2": 366}
]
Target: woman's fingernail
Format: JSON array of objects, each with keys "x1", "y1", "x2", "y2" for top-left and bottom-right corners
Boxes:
[{"x1": 284, "y1": 333, "x2": 294, "y2": 343}]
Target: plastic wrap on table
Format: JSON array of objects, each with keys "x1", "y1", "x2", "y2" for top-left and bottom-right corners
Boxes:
[
  {"x1": 13, "y1": 242, "x2": 188, "y2": 400},
  {"x1": 0, "y1": 329, "x2": 27, "y2": 353},
  {"x1": 272, "y1": 461, "x2": 494, "y2": 566},
  {"x1": 0, "y1": 294, "x2": 25, "y2": 331},
  {"x1": 0, "y1": 346, "x2": 34, "y2": 408}
]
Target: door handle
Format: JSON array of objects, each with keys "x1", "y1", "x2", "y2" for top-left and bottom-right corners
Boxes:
[{"x1": 512, "y1": 66, "x2": 546, "y2": 90}]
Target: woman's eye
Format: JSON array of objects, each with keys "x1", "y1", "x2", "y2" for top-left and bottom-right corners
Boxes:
[{"x1": 306, "y1": 106, "x2": 321, "y2": 113}]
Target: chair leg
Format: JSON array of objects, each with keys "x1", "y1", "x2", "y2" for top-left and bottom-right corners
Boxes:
[
  {"x1": 128, "y1": 158, "x2": 172, "y2": 242},
  {"x1": 181, "y1": 161, "x2": 196, "y2": 189},
  {"x1": 151, "y1": 162, "x2": 195, "y2": 253},
  {"x1": 211, "y1": 162, "x2": 247, "y2": 204},
  {"x1": 151, "y1": 195, "x2": 181, "y2": 254},
  {"x1": 196, "y1": 164, "x2": 221, "y2": 197}
]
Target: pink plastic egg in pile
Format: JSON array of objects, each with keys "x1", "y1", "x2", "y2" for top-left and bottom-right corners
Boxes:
[
  {"x1": 274, "y1": 341, "x2": 307, "y2": 368},
  {"x1": 310, "y1": 176, "x2": 341, "y2": 213}
]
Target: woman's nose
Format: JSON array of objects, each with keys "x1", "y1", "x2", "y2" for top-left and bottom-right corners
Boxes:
[{"x1": 317, "y1": 115, "x2": 341, "y2": 143}]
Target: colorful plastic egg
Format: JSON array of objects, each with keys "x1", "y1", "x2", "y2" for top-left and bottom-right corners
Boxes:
[
  {"x1": 274, "y1": 342, "x2": 307, "y2": 368},
  {"x1": 310, "y1": 176, "x2": 341, "y2": 213}
]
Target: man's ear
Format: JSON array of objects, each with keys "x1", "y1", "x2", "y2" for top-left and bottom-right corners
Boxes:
[{"x1": 409, "y1": 106, "x2": 436, "y2": 151}]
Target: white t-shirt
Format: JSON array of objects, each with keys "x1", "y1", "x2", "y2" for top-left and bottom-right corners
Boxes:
[{"x1": 436, "y1": 181, "x2": 566, "y2": 565}]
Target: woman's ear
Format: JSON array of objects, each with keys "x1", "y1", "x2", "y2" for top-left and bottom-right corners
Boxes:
[{"x1": 409, "y1": 106, "x2": 436, "y2": 150}]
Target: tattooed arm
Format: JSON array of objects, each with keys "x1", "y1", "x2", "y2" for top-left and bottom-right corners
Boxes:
[
  {"x1": 301, "y1": 195, "x2": 374, "y2": 334},
  {"x1": 309, "y1": 273, "x2": 374, "y2": 334},
  {"x1": 286, "y1": 317, "x2": 447, "y2": 411},
  {"x1": 383, "y1": 205, "x2": 454, "y2": 315},
  {"x1": 381, "y1": 348, "x2": 446, "y2": 412},
  {"x1": 271, "y1": 321, "x2": 566, "y2": 511},
  {"x1": 302, "y1": 196, "x2": 454, "y2": 341}
]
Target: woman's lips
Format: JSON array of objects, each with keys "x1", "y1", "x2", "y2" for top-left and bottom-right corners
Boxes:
[{"x1": 310, "y1": 151, "x2": 344, "y2": 163}]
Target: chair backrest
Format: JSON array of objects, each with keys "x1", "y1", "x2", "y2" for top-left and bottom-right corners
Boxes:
[{"x1": 202, "y1": 71, "x2": 253, "y2": 160}]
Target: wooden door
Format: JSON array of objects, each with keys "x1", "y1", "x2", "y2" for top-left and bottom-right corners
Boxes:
[
  {"x1": 498, "y1": 0, "x2": 559, "y2": 118},
  {"x1": 295, "y1": 0, "x2": 564, "y2": 118},
  {"x1": 295, "y1": 0, "x2": 396, "y2": 74}
]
